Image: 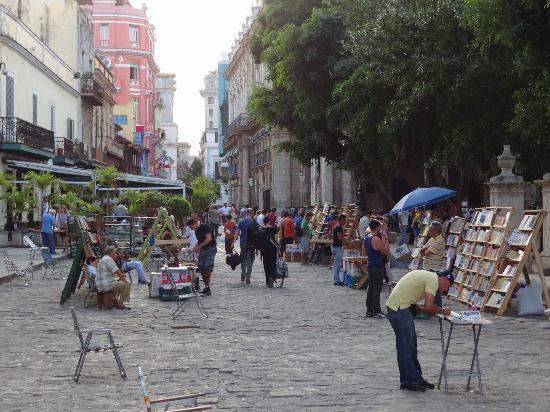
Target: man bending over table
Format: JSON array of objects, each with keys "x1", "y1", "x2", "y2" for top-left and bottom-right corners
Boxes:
[
  {"x1": 385, "y1": 269, "x2": 454, "y2": 391},
  {"x1": 96, "y1": 246, "x2": 131, "y2": 310}
]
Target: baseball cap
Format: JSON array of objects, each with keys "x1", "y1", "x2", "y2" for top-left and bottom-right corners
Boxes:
[{"x1": 436, "y1": 269, "x2": 454, "y2": 285}]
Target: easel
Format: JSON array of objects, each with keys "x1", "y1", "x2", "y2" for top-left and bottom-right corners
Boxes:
[
  {"x1": 137, "y1": 208, "x2": 187, "y2": 269},
  {"x1": 483, "y1": 210, "x2": 550, "y2": 315}
]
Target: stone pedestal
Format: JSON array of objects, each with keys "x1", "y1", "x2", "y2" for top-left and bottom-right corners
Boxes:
[
  {"x1": 485, "y1": 145, "x2": 527, "y2": 229},
  {"x1": 537, "y1": 173, "x2": 550, "y2": 267}
]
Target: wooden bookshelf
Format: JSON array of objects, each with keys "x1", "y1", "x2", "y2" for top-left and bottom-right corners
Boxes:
[
  {"x1": 448, "y1": 207, "x2": 513, "y2": 308},
  {"x1": 483, "y1": 210, "x2": 550, "y2": 315},
  {"x1": 444, "y1": 217, "x2": 467, "y2": 301},
  {"x1": 409, "y1": 211, "x2": 433, "y2": 270}
]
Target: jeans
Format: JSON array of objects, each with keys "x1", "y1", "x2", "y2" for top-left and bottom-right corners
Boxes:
[
  {"x1": 400, "y1": 225, "x2": 408, "y2": 245},
  {"x1": 240, "y1": 244, "x2": 255, "y2": 282},
  {"x1": 412, "y1": 225, "x2": 419, "y2": 244},
  {"x1": 210, "y1": 223, "x2": 219, "y2": 237},
  {"x1": 366, "y1": 267, "x2": 384, "y2": 314},
  {"x1": 41, "y1": 232, "x2": 55, "y2": 254},
  {"x1": 122, "y1": 260, "x2": 147, "y2": 282},
  {"x1": 332, "y1": 246, "x2": 344, "y2": 283},
  {"x1": 387, "y1": 307, "x2": 423, "y2": 385}
]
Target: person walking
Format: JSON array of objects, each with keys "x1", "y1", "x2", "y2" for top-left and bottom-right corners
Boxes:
[
  {"x1": 233, "y1": 208, "x2": 256, "y2": 284},
  {"x1": 280, "y1": 211, "x2": 295, "y2": 256},
  {"x1": 259, "y1": 216, "x2": 279, "y2": 288},
  {"x1": 256, "y1": 209, "x2": 266, "y2": 227},
  {"x1": 41, "y1": 208, "x2": 57, "y2": 254},
  {"x1": 57, "y1": 206, "x2": 69, "y2": 253},
  {"x1": 208, "y1": 207, "x2": 220, "y2": 237},
  {"x1": 223, "y1": 215, "x2": 236, "y2": 254},
  {"x1": 364, "y1": 220, "x2": 389, "y2": 318},
  {"x1": 294, "y1": 209, "x2": 305, "y2": 256},
  {"x1": 357, "y1": 209, "x2": 370, "y2": 240},
  {"x1": 300, "y1": 212, "x2": 313, "y2": 265},
  {"x1": 331, "y1": 214, "x2": 348, "y2": 285},
  {"x1": 385, "y1": 269, "x2": 454, "y2": 391},
  {"x1": 267, "y1": 208, "x2": 277, "y2": 226},
  {"x1": 189, "y1": 218, "x2": 217, "y2": 296}
]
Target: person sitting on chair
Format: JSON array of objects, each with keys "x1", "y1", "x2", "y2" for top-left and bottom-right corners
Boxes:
[
  {"x1": 86, "y1": 256, "x2": 99, "y2": 289},
  {"x1": 115, "y1": 249, "x2": 148, "y2": 285},
  {"x1": 96, "y1": 246, "x2": 131, "y2": 310}
]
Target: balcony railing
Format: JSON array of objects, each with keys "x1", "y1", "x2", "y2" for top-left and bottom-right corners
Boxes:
[
  {"x1": 0, "y1": 117, "x2": 54, "y2": 152},
  {"x1": 91, "y1": 147, "x2": 105, "y2": 164},
  {"x1": 55, "y1": 137, "x2": 74, "y2": 157},
  {"x1": 226, "y1": 113, "x2": 252, "y2": 138},
  {"x1": 251, "y1": 150, "x2": 271, "y2": 168},
  {"x1": 81, "y1": 78, "x2": 104, "y2": 106},
  {"x1": 105, "y1": 138, "x2": 124, "y2": 158},
  {"x1": 73, "y1": 141, "x2": 90, "y2": 162}
]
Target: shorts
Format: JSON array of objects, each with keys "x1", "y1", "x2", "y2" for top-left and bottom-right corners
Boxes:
[
  {"x1": 300, "y1": 236, "x2": 311, "y2": 253},
  {"x1": 197, "y1": 246, "x2": 217, "y2": 273}
]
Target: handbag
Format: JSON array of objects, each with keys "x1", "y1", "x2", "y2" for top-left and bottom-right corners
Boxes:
[
  {"x1": 275, "y1": 258, "x2": 288, "y2": 279},
  {"x1": 226, "y1": 249, "x2": 241, "y2": 270}
]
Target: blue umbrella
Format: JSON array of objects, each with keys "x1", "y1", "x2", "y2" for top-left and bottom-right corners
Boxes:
[{"x1": 389, "y1": 187, "x2": 456, "y2": 215}]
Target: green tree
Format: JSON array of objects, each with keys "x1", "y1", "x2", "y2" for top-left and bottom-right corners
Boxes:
[
  {"x1": 0, "y1": 171, "x2": 15, "y2": 192},
  {"x1": 6, "y1": 186, "x2": 35, "y2": 226},
  {"x1": 23, "y1": 171, "x2": 63, "y2": 216},
  {"x1": 166, "y1": 195, "x2": 192, "y2": 226},
  {"x1": 191, "y1": 176, "x2": 218, "y2": 211},
  {"x1": 140, "y1": 191, "x2": 168, "y2": 211},
  {"x1": 120, "y1": 189, "x2": 143, "y2": 216},
  {"x1": 92, "y1": 166, "x2": 121, "y2": 215},
  {"x1": 49, "y1": 192, "x2": 102, "y2": 216}
]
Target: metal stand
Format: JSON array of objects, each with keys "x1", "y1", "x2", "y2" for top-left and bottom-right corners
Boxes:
[{"x1": 437, "y1": 316, "x2": 485, "y2": 393}]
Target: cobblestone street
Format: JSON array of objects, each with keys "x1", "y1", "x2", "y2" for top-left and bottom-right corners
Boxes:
[{"x1": 1, "y1": 246, "x2": 550, "y2": 411}]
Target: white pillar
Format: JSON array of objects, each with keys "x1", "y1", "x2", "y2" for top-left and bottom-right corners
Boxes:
[
  {"x1": 320, "y1": 159, "x2": 333, "y2": 205},
  {"x1": 240, "y1": 145, "x2": 250, "y2": 205},
  {"x1": 484, "y1": 145, "x2": 528, "y2": 229},
  {"x1": 310, "y1": 159, "x2": 320, "y2": 205},
  {"x1": 340, "y1": 170, "x2": 353, "y2": 205},
  {"x1": 537, "y1": 173, "x2": 550, "y2": 267}
]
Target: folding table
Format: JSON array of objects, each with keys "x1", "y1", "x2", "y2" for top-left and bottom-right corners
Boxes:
[{"x1": 437, "y1": 314, "x2": 492, "y2": 393}]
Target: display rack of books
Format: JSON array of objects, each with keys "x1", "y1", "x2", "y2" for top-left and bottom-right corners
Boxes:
[
  {"x1": 443, "y1": 216, "x2": 466, "y2": 272},
  {"x1": 483, "y1": 210, "x2": 550, "y2": 315},
  {"x1": 449, "y1": 207, "x2": 513, "y2": 308},
  {"x1": 342, "y1": 204, "x2": 359, "y2": 242},
  {"x1": 408, "y1": 211, "x2": 432, "y2": 270}
]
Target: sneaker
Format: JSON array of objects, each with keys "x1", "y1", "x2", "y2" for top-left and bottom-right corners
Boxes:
[
  {"x1": 138, "y1": 280, "x2": 148, "y2": 285},
  {"x1": 400, "y1": 383, "x2": 426, "y2": 392},
  {"x1": 267, "y1": 278, "x2": 274, "y2": 288},
  {"x1": 246, "y1": 280, "x2": 251, "y2": 284},
  {"x1": 333, "y1": 282, "x2": 344, "y2": 286},
  {"x1": 374, "y1": 312, "x2": 387, "y2": 319},
  {"x1": 202, "y1": 287, "x2": 211, "y2": 296},
  {"x1": 365, "y1": 312, "x2": 375, "y2": 318},
  {"x1": 419, "y1": 380, "x2": 435, "y2": 389}
]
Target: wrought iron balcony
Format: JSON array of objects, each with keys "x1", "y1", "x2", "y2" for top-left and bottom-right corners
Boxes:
[
  {"x1": 226, "y1": 113, "x2": 252, "y2": 138},
  {"x1": 251, "y1": 150, "x2": 271, "y2": 168},
  {"x1": 81, "y1": 78, "x2": 104, "y2": 106},
  {"x1": 0, "y1": 117, "x2": 55, "y2": 155},
  {"x1": 55, "y1": 137, "x2": 74, "y2": 157}
]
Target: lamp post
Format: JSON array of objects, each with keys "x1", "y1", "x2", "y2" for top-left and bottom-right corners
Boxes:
[
  {"x1": 298, "y1": 170, "x2": 305, "y2": 207},
  {"x1": 248, "y1": 177, "x2": 254, "y2": 206}
]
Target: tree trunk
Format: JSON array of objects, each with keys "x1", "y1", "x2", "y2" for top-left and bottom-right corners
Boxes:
[{"x1": 372, "y1": 175, "x2": 394, "y2": 210}]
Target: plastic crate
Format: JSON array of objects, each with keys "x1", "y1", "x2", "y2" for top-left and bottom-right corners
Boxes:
[{"x1": 158, "y1": 285, "x2": 193, "y2": 302}]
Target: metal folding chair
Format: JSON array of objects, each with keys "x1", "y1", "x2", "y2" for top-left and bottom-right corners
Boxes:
[
  {"x1": 138, "y1": 367, "x2": 213, "y2": 412},
  {"x1": 164, "y1": 266, "x2": 208, "y2": 320},
  {"x1": 70, "y1": 307, "x2": 126, "y2": 382},
  {"x1": 40, "y1": 247, "x2": 69, "y2": 279},
  {"x1": 23, "y1": 235, "x2": 42, "y2": 263},
  {"x1": 0, "y1": 250, "x2": 32, "y2": 286}
]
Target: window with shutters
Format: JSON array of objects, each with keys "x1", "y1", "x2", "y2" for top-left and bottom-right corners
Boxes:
[
  {"x1": 32, "y1": 92, "x2": 38, "y2": 125},
  {"x1": 67, "y1": 117, "x2": 74, "y2": 140},
  {"x1": 130, "y1": 63, "x2": 139, "y2": 80},
  {"x1": 100, "y1": 24, "x2": 109, "y2": 40}
]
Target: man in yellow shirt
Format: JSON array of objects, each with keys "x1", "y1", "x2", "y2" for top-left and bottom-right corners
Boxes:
[
  {"x1": 420, "y1": 221, "x2": 446, "y2": 272},
  {"x1": 385, "y1": 269, "x2": 454, "y2": 392}
]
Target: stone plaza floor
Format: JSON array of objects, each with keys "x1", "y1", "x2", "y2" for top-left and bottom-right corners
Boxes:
[{"x1": 1, "y1": 245, "x2": 550, "y2": 411}]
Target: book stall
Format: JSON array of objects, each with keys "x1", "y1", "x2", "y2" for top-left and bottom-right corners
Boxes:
[{"x1": 408, "y1": 211, "x2": 433, "y2": 270}]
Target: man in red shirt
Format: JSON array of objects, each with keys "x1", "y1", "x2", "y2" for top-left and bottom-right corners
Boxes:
[
  {"x1": 280, "y1": 211, "x2": 295, "y2": 256},
  {"x1": 223, "y1": 215, "x2": 237, "y2": 254},
  {"x1": 267, "y1": 208, "x2": 277, "y2": 226}
]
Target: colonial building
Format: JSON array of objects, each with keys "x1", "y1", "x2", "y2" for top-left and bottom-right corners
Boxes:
[
  {"x1": 84, "y1": 0, "x2": 161, "y2": 176},
  {"x1": 155, "y1": 73, "x2": 178, "y2": 181},
  {"x1": 199, "y1": 71, "x2": 221, "y2": 179}
]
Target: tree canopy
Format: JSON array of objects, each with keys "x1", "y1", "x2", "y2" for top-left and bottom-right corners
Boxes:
[{"x1": 248, "y1": 0, "x2": 550, "y2": 205}]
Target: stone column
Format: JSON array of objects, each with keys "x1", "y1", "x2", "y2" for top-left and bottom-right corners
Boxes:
[
  {"x1": 272, "y1": 151, "x2": 291, "y2": 210},
  {"x1": 310, "y1": 159, "x2": 320, "y2": 205},
  {"x1": 240, "y1": 143, "x2": 250, "y2": 205},
  {"x1": 340, "y1": 170, "x2": 353, "y2": 205},
  {"x1": 485, "y1": 145, "x2": 528, "y2": 229},
  {"x1": 320, "y1": 159, "x2": 333, "y2": 205},
  {"x1": 536, "y1": 173, "x2": 550, "y2": 266}
]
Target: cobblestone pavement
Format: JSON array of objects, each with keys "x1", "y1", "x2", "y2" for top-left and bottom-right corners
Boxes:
[{"x1": 1, "y1": 244, "x2": 550, "y2": 411}]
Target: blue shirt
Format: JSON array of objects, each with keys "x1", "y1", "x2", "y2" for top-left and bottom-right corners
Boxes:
[
  {"x1": 238, "y1": 218, "x2": 254, "y2": 246},
  {"x1": 41, "y1": 213, "x2": 56, "y2": 234},
  {"x1": 364, "y1": 234, "x2": 385, "y2": 268}
]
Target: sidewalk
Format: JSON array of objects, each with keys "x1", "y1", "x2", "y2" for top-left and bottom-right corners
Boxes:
[{"x1": 0, "y1": 247, "x2": 70, "y2": 284}]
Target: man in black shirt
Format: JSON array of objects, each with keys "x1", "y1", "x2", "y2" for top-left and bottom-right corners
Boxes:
[
  {"x1": 188, "y1": 218, "x2": 217, "y2": 296},
  {"x1": 332, "y1": 214, "x2": 348, "y2": 286}
]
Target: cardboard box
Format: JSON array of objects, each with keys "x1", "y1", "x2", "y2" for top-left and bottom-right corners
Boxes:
[{"x1": 393, "y1": 244, "x2": 412, "y2": 261}]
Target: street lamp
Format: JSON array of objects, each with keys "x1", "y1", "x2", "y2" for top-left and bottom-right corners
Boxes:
[
  {"x1": 248, "y1": 177, "x2": 254, "y2": 206},
  {"x1": 298, "y1": 170, "x2": 305, "y2": 207}
]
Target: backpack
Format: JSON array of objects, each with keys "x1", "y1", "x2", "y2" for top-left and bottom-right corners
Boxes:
[
  {"x1": 295, "y1": 218, "x2": 303, "y2": 237},
  {"x1": 247, "y1": 221, "x2": 261, "y2": 249},
  {"x1": 252, "y1": 227, "x2": 269, "y2": 251}
]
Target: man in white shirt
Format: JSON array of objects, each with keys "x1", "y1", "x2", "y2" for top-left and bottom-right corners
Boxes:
[
  {"x1": 96, "y1": 246, "x2": 131, "y2": 309},
  {"x1": 256, "y1": 210, "x2": 265, "y2": 227},
  {"x1": 357, "y1": 210, "x2": 371, "y2": 240},
  {"x1": 218, "y1": 203, "x2": 231, "y2": 223},
  {"x1": 398, "y1": 210, "x2": 410, "y2": 245}
]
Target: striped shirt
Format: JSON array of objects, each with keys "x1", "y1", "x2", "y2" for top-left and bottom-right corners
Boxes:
[{"x1": 422, "y1": 234, "x2": 446, "y2": 271}]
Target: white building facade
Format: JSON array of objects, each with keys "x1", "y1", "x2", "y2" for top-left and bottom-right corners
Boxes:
[
  {"x1": 155, "y1": 73, "x2": 178, "y2": 180},
  {"x1": 199, "y1": 71, "x2": 221, "y2": 179}
]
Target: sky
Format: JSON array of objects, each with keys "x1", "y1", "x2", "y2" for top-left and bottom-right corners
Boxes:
[{"x1": 146, "y1": 0, "x2": 256, "y2": 156}]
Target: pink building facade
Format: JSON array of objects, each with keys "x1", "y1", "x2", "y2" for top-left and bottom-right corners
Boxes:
[{"x1": 84, "y1": 0, "x2": 160, "y2": 176}]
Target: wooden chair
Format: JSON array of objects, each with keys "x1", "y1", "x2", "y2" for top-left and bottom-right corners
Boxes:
[
  {"x1": 0, "y1": 250, "x2": 32, "y2": 286},
  {"x1": 137, "y1": 367, "x2": 213, "y2": 412},
  {"x1": 70, "y1": 307, "x2": 126, "y2": 382},
  {"x1": 40, "y1": 247, "x2": 69, "y2": 279}
]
